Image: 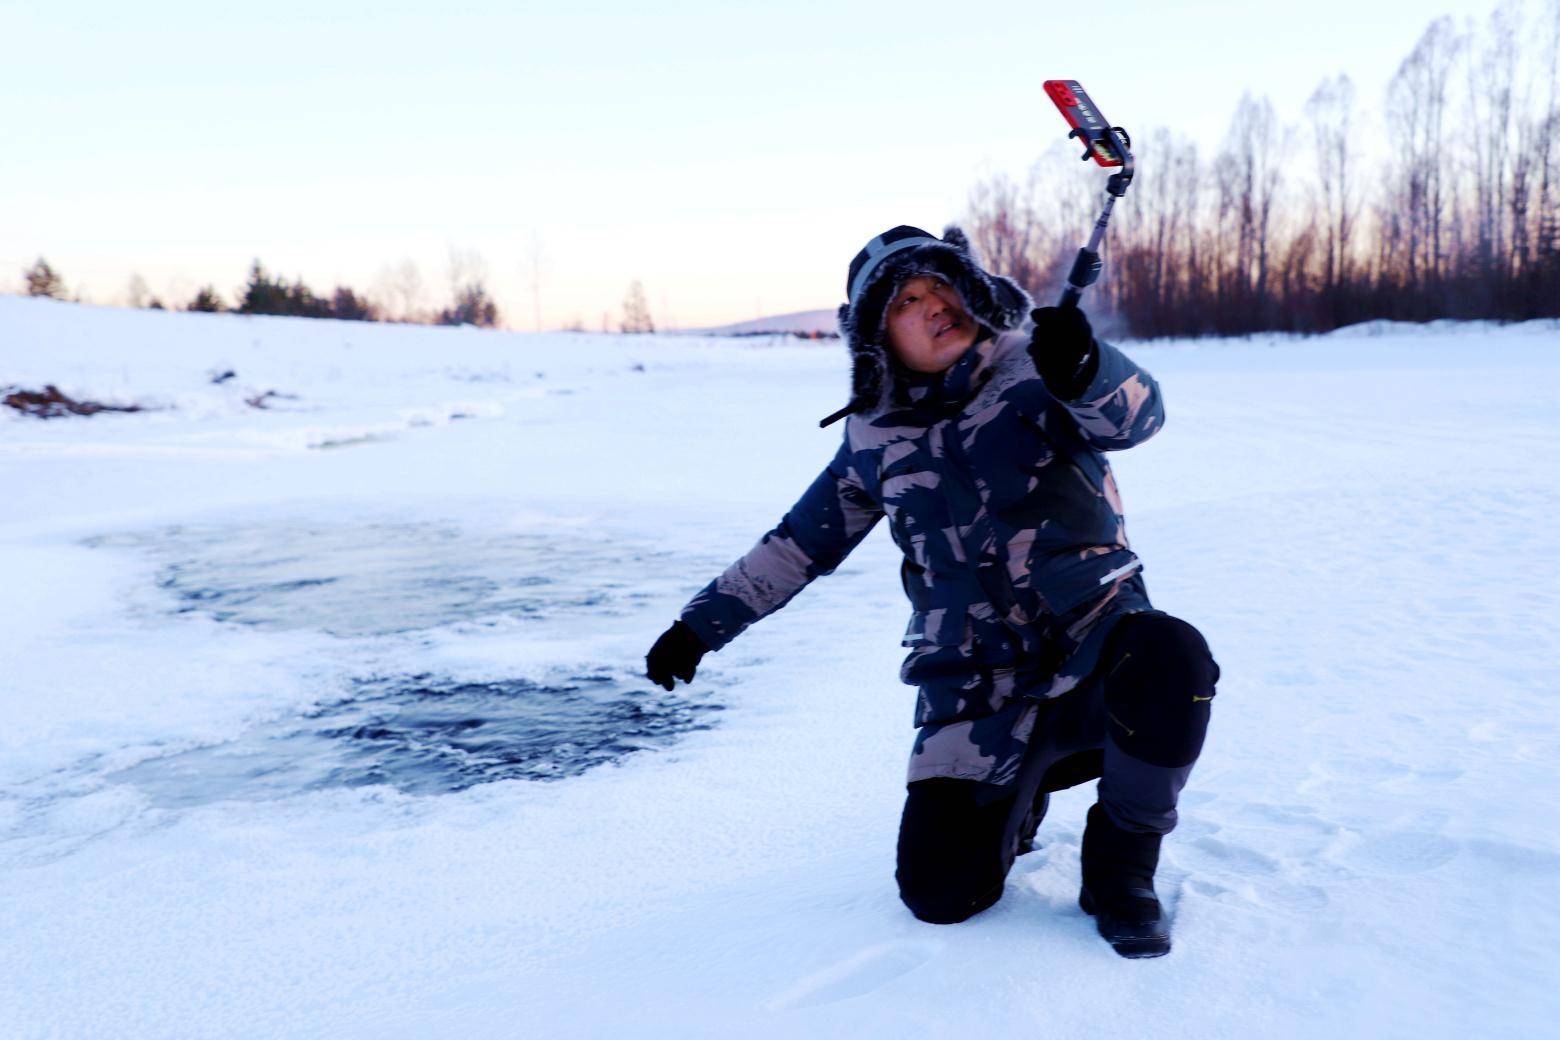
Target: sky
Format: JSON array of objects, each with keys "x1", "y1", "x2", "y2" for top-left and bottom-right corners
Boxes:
[{"x1": 0, "y1": 0, "x2": 1521, "y2": 330}]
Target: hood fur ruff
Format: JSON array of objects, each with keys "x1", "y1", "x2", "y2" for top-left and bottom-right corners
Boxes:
[{"x1": 833, "y1": 225, "x2": 1033, "y2": 419}]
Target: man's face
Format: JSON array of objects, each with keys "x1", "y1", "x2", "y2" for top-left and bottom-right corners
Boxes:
[{"x1": 883, "y1": 275, "x2": 978, "y2": 373}]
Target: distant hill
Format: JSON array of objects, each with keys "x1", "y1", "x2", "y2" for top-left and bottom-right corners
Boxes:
[{"x1": 695, "y1": 309, "x2": 838, "y2": 337}]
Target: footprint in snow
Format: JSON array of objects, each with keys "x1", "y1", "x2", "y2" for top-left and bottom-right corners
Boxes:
[
  {"x1": 1241, "y1": 802, "x2": 1340, "y2": 836},
  {"x1": 763, "y1": 940, "x2": 941, "y2": 1011},
  {"x1": 1342, "y1": 827, "x2": 1459, "y2": 875},
  {"x1": 1330, "y1": 755, "x2": 1412, "y2": 785},
  {"x1": 1250, "y1": 880, "x2": 1330, "y2": 912},
  {"x1": 1182, "y1": 836, "x2": 1283, "y2": 876},
  {"x1": 1460, "y1": 838, "x2": 1560, "y2": 873}
]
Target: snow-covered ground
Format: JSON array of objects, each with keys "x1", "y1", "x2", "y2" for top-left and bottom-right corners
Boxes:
[{"x1": 2, "y1": 295, "x2": 1557, "y2": 1038}]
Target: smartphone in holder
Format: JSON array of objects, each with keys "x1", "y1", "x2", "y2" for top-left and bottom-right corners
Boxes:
[{"x1": 1044, "y1": 80, "x2": 1126, "y2": 168}]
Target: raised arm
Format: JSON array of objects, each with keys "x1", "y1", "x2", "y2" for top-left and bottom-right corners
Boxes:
[
  {"x1": 646, "y1": 437, "x2": 883, "y2": 689},
  {"x1": 1027, "y1": 306, "x2": 1164, "y2": 451}
]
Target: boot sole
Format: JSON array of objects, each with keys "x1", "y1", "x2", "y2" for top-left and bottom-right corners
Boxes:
[{"x1": 1079, "y1": 887, "x2": 1172, "y2": 959}]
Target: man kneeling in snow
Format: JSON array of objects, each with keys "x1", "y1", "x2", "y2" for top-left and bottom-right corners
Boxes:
[{"x1": 646, "y1": 226, "x2": 1219, "y2": 958}]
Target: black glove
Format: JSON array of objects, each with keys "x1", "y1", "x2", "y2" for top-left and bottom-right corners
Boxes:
[
  {"x1": 645, "y1": 620, "x2": 709, "y2": 691},
  {"x1": 1028, "y1": 306, "x2": 1099, "y2": 400}
]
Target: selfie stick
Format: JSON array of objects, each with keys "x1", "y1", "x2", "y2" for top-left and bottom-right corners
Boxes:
[{"x1": 1044, "y1": 80, "x2": 1135, "y2": 309}]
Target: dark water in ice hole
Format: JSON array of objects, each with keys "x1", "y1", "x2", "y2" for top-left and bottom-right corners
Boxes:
[
  {"x1": 109, "y1": 672, "x2": 722, "y2": 806},
  {"x1": 82, "y1": 520, "x2": 724, "y2": 803}
]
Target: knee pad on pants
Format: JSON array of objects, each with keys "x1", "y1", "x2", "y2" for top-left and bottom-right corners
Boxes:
[{"x1": 1101, "y1": 613, "x2": 1219, "y2": 768}]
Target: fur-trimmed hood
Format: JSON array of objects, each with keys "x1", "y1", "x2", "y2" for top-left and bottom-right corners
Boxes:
[{"x1": 824, "y1": 225, "x2": 1032, "y2": 425}]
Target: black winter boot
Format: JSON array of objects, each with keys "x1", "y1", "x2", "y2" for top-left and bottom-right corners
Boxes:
[{"x1": 1078, "y1": 802, "x2": 1171, "y2": 958}]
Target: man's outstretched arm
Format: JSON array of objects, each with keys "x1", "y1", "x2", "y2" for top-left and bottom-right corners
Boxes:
[{"x1": 646, "y1": 439, "x2": 883, "y2": 690}]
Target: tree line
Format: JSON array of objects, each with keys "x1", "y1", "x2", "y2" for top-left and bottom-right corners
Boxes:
[
  {"x1": 17, "y1": 255, "x2": 670, "y2": 334},
  {"x1": 18, "y1": 255, "x2": 503, "y2": 328},
  {"x1": 967, "y1": 1, "x2": 1560, "y2": 338}
]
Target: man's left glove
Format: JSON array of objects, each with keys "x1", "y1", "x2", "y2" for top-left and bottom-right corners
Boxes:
[
  {"x1": 645, "y1": 620, "x2": 709, "y2": 691},
  {"x1": 1028, "y1": 306, "x2": 1100, "y2": 400}
]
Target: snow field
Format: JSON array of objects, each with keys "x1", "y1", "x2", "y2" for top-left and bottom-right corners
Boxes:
[{"x1": 1, "y1": 296, "x2": 1557, "y2": 1037}]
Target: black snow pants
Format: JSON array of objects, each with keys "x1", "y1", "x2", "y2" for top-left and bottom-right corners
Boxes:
[{"x1": 895, "y1": 611, "x2": 1219, "y2": 925}]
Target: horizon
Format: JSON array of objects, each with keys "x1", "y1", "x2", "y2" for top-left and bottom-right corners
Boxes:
[{"x1": 0, "y1": 0, "x2": 1530, "y2": 330}]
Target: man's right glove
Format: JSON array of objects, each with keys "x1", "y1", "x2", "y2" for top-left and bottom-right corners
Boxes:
[
  {"x1": 1028, "y1": 305, "x2": 1100, "y2": 400},
  {"x1": 645, "y1": 620, "x2": 709, "y2": 691}
]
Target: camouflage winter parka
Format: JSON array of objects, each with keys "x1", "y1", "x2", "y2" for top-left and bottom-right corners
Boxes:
[{"x1": 679, "y1": 321, "x2": 1165, "y2": 787}]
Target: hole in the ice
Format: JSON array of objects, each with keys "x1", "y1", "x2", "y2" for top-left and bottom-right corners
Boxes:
[
  {"x1": 78, "y1": 519, "x2": 728, "y2": 804},
  {"x1": 109, "y1": 672, "x2": 724, "y2": 805},
  {"x1": 84, "y1": 520, "x2": 685, "y2": 637}
]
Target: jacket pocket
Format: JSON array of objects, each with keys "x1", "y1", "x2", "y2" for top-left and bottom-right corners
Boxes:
[{"x1": 1031, "y1": 548, "x2": 1142, "y2": 620}]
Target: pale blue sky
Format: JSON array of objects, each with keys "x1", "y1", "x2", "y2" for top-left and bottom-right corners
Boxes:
[{"x1": 0, "y1": 0, "x2": 1511, "y2": 328}]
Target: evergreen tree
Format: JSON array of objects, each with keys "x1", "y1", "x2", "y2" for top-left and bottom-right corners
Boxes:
[
  {"x1": 23, "y1": 258, "x2": 65, "y2": 299},
  {"x1": 290, "y1": 280, "x2": 332, "y2": 319},
  {"x1": 437, "y1": 283, "x2": 499, "y2": 327},
  {"x1": 237, "y1": 260, "x2": 290, "y2": 314},
  {"x1": 331, "y1": 287, "x2": 377, "y2": 322},
  {"x1": 188, "y1": 286, "x2": 226, "y2": 312},
  {"x1": 237, "y1": 260, "x2": 333, "y2": 318}
]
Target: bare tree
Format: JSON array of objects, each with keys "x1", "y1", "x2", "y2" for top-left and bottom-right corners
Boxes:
[
  {"x1": 394, "y1": 259, "x2": 424, "y2": 323},
  {"x1": 429, "y1": 248, "x2": 498, "y2": 328},
  {"x1": 1306, "y1": 75, "x2": 1358, "y2": 295},
  {"x1": 1535, "y1": 0, "x2": 1560, "y2": 267},
  {"x1": 966, "y1": 171, "x2": 1047, "y2": 293},
  {"x1": 372, "y1": 259, "x2": 426, "y2": 322},
  {"x1": 1467, "y1": 2, "x2": 1520, "y2": 284},
  {"x1": 526, "y1": 231, "x2": 547, "y2": 332},
  {"x1": 446, "y1": 247, "x2": 487, "y2": 302},
  {"x1": 1221, "y1": 93, "x2": 1289, "y2": 322},
  {"x1": 125, "y1": 273, "x2": 156, "y2": 309},
  {"x1": 1387, "y1": 18, "x2": 1463, "y2": 297},
  {"x1": 163, "y1": 275, "x2": 194, "y2": 313},
  {"x1": 621, "y1": 280, "x2": 654, "y2": 334},
  {"x1": 1511, "y1": 100, "x2": 1537, "y2": 283},
  {"x1": 1132, "y1": 128, "x2": 1205, "y2": 334},
  {"x1": 965, "y1": 141, "x2": 1102, "y2": 308}
]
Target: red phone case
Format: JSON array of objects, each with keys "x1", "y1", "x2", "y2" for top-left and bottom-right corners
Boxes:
[{"x1": 1044, "y1": 80, "x2": 1124, "y2": 168}]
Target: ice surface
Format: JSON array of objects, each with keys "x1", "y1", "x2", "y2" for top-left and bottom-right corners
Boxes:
[
  {"x1": 86, "y1": 518, "x2": 683, "y2": 637},
  {"x1": 2, "y1": 295, "x2": 1557, "y2": 1038}
]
